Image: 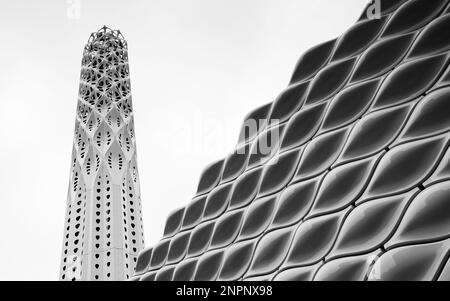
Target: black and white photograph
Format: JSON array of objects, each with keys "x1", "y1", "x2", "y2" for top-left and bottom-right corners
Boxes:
[{"x1": 1, "y1": 0, "x2": 450, "y2": 288}]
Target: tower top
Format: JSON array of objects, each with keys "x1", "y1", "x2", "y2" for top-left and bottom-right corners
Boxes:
[{"x1": 84, "y1": 25, "x2": 127, "y2": 53}]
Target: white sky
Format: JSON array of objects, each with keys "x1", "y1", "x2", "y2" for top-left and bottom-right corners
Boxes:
[{"x1": 0, "y1": 0, "x2": 366, "y2": 280}]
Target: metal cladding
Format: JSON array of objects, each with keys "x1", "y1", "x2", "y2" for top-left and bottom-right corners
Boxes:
[{"x1": 133, "y1": 0, "x2": 450, "y2": 281}]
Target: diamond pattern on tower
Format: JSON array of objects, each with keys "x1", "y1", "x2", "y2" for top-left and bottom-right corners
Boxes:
[
  {"x1": 60, "y1": 27, "x2": 144, "y2": 281},
  {"x1": 134, "y1": 0, "x2": 450, "y2": 281}
]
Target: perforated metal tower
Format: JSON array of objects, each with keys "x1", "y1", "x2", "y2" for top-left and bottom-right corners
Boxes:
[{"x1": 60, "y1": 26, "x2": 144, "y2": 281}]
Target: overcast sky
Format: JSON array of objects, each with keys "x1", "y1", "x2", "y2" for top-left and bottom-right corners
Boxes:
[{"x1": 0, "y1": 0, "x2": 366, "y2": 280}]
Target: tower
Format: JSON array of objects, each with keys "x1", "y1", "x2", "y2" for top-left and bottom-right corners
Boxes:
[{"x1": 60, "y1": 26, "x2": 144, "y2": 281}]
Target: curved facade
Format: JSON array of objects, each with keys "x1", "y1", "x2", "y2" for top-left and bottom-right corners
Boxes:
[{"x1": 133, "y1": 0, "x2": 450, "y2": 281}]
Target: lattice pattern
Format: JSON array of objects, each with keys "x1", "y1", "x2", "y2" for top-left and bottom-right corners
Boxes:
[
  {"x1": 133, "y1": 0, "x2": 450, "y2": 281},
  {"x1": 60, "y1": 26, "x2": 144, "y2": 281}
]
